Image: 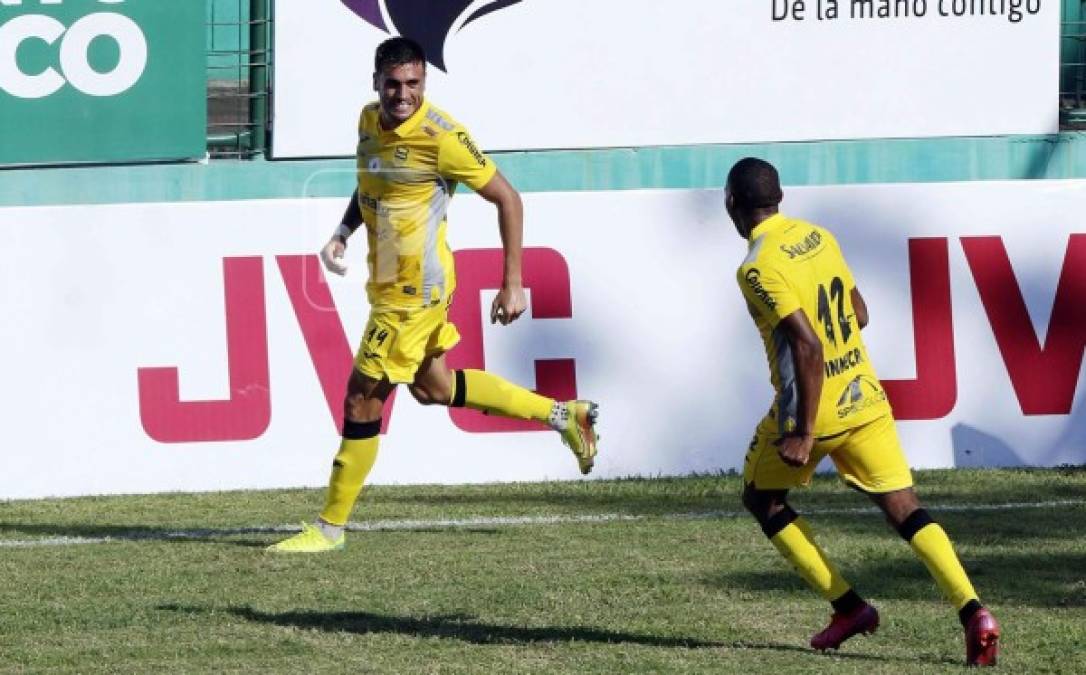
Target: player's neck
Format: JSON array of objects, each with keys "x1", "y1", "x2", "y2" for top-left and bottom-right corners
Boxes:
[
  {"x1": 742, "y1": 208, "x2": 779, "y2": 238},
  {"x1": 378, "y1": 112, "x2": 397, "y2": 131}
]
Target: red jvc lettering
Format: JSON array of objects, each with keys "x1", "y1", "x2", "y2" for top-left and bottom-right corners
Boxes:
[
  {"x1": 137, "y1": 248, "x2": 578, "y2": 443},
  {"x1": 883, "y1": 235, "x2": 1086, "y2": 419}
]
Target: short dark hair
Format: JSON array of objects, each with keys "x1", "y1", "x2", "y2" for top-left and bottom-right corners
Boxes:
[
  {"x1": 727, "y1": 157, "x2": 783, "y2": 209},
  {"x1": 375, "y1": 37, "x2": 426, "y2": 73}
]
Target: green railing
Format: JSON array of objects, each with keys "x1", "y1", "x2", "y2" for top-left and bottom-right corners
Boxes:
[
  {"x1": 206, "y1": 0, "x2": 270, "y2": 158},
  {"x1": 1062, "y1": 0, "x2": 1086, "y2": 127}
]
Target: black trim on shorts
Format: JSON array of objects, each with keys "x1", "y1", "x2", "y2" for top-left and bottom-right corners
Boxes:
[
  {"x1": 343, "y1": 419, "x2": 381, "y2": 440},
  {"x1": 450, "y1": 369, "x2": 467, "y2": 408},
  {"x1": 761, "y1": 504, "x2": 799, "y2": 539},
  {"x1": 896, "y1": 508, "x2": 936, "y2": 541}
]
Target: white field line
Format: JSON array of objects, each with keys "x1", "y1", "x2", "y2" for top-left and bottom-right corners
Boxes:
[{"x1": 1, "y1": 498, "x2": 1083, "y2": 549}]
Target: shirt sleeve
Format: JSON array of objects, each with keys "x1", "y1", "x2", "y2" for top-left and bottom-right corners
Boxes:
[
  {"x1": 737, "y1": 260, "x2": 801, "y2": 326},
  {"x1": 437, "y1": 125, "x2": 497, "y2": 191}
]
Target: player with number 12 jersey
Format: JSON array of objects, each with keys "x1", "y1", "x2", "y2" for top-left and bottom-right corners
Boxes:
[{"x1": 737, "y1": 214, "x2": 891, "y2": 439}]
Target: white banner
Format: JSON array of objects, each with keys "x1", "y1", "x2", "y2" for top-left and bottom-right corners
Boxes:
[
  {"x1": 271, "y1": 0, "x2": 1059, "y2": 158},
  {"x1": 1, "y1": 179, "x2": 1084, "y2": 499}
]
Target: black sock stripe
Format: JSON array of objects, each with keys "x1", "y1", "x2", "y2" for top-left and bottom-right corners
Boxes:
[
  {"x1": 958, "y1": 599, "x2": 983, "y2": 627},
  {"x1": 450, "y1": 369, "x2": 467, "y2": 408},
  {"x1": 897, "y1": 508, "x2": 936, "y2": 541},
  {"x1": 343, "y1": 419, "x2": 381, "y2": 440},
  {"x1": 761, "y1": 504, "x2": 799, "y2": 539},
  {"x1": 831, "y1": 588, "x2": 865, "y2": 615}
]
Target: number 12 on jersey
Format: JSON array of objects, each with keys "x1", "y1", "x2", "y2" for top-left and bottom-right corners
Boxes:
[{"x1": 816, "y1": 277, "x2": 852, "y2": 347}]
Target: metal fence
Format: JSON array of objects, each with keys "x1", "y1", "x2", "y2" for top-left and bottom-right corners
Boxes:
[
  {"x1": 206, "y1": 0, "x2": 270, "y2": 159},
  {"x1": 1063, "y1": 0, "x2": 1086, "y2": 128}
]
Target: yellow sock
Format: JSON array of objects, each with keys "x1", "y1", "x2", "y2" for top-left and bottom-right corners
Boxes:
[
  {"x1": 770, "y1": 516, "x2": 852, "y2": 601},
  {"x1": 910, "y1": 523, "x2": 979, "y2": 610},
  {"x1": 457, "y1": 369, "x2": 553, "y2": 423},
  {"x1": 318, "y1": 433, "x2": 379, "y2": 526}
]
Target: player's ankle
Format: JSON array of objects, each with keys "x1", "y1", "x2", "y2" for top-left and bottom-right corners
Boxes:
[
  {"x1": 830, "y1": 589, "x2": 866, "y2": 615},
  {"x1": 315, "y1": 518, "x2": 344, "y2": 541},
  {"x1": 548, "y1": 401, "x2": 570, "y2": 431},
  {"x1": 959, "y1": 599, "x2": 983, "y2": 627}
]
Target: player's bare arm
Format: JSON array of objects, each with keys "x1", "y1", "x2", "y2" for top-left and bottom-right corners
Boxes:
[
  {"x1": 851, "y1": 287, "x2": 869, "y2": 329},
  {"x1": 777, "y1": 309, "x2": 824, "y2": 467},
  {"x1": 320, "y1": 189, "x2": 363, "y2": 276},
  {"x1": 475, "y1": 170, "x2": 527, "y2": 326}
]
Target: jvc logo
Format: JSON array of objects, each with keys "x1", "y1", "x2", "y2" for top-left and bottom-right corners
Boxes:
[
  {"x1": 137, "y1": 248, "x2": 580, "y2": 443},
  {"x1": 0, "y1": 1, "x2": 146, "y2": 98}
]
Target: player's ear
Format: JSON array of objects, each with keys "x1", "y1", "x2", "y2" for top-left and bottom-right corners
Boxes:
[{"x1": 372, "y1": 71, "x2": 379, "y2": 92}]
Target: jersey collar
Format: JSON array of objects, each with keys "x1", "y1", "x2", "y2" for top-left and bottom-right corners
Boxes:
[
  {"x1": 387, "y1": 98, "x2": 430, "y2": 138},
  {"x1": 748, "y1": 212, "x2": 787, "y2": 243}
]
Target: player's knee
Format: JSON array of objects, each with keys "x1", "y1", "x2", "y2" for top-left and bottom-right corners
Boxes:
[
  {"x1": 408, "y1": 382, "x2": 451, "y2": 407},
  {"x1": 742, "y1": 484, "x2": 773, "y2": 516},
  {"x1": 874, "y1": 487, "x2": 922, "y2": 530},
  {"x1": 344, "y1": 394, "x2": 384, "y2": 423}
]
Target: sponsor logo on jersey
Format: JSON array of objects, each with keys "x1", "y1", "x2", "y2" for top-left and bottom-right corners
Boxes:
[
  {"x1": 835, "y1": 375, "x2": 887, "y2": 418},
  {"x1": 395, "y1": 146, "x2": 409, "y2": 161},
  {"x1": 358, "y1": 192, "x2": 391, "y2": 217},
  {"x1": 456, "y1": 131, "x2": 487, "y2": 167},
  {"x1": 780, "y1": 230, "x2": 823, "y2": 259},
  {"x1": 426, "y1": 109, "x2": 454, "y2": 131},
  {"x1": 824, "y1": 347, "x2": 865, "y2": 378},
  {"x1": 744, "y1": 268, "x2": 777, "y2": 310}
]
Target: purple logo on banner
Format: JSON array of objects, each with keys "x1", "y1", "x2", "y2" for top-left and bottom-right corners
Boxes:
[{"x1": 340, "y1": 0, "x2": 523, "y2": 72}]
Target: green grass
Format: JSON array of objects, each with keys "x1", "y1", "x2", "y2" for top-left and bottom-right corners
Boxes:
[{"x1": 1, "y1": 468, "x2": 1085, "y2": 673}]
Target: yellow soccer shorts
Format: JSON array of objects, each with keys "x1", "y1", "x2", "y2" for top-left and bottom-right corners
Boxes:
[
  {"x1": 743, "y1": 413, "x2": 914, "y2": 494},
  {"x1": 353, "y1": 299, "x2": 460, "y2": 384}
]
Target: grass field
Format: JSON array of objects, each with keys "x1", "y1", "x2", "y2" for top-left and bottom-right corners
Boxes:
[{"x1": 1, "y1": 467, "x2": 1084, "y2": 673}]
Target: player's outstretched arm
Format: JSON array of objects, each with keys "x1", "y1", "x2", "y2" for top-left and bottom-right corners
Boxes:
[
  {"x1": 777, "y1": 310, "x2": 825, "y2": 467},
  {"x1": 851, "y1": 287, "x2": 869, "y2": 329},
  {"x1": 475, "y1": 172, "x2": 526, "y2": 325}
]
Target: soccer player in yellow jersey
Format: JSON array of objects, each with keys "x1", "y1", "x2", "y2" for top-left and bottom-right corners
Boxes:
[
  {"x1": 268, "y1": 37, "x2": 598, "y2": 553},
  {"x1": 726, "y1": 158, "x2": 999, "y2": 666}
]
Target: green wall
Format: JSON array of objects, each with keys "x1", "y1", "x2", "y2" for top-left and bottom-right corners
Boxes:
[{"x1": 3, "y1": 134, "x2": 1086, "y2": 208}]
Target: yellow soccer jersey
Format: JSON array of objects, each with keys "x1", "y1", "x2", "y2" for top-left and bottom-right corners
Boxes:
[
  {"x1": 355, "y1": 99, "x2": 497, "y2": 310},
  {"x1": 737, "y1": 213, "x2": 892, "y2": 437}
]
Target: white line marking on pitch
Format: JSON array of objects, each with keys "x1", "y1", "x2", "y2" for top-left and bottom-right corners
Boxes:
[{"x1": 1, "y1": 499, "x2": 1082, "y2": 548}]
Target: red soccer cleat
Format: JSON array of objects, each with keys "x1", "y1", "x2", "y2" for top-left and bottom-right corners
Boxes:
[
  {"x1": 965, "y1": 608, "x2": 1000, "y2": 666},
  {"x1": 810, "y1": 603, "x2": 880, "y2": 651}
]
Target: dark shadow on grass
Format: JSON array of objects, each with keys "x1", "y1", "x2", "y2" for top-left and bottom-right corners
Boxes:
[
  {"x1": 163, "y1": 604, "x2": 723, "y2": 648},
  {"x1": 156, "y1": 604, "x2": 936, "y2": 664},
  {"x1": 706, "y1": 551, "x2": 1086, "y2": 608},
  {"x1": 0, "y1": 521, "x2": 509, "y2": 548},
  {"x1": 0, "y1": 522, "x2": 302, "y2": 549}
]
